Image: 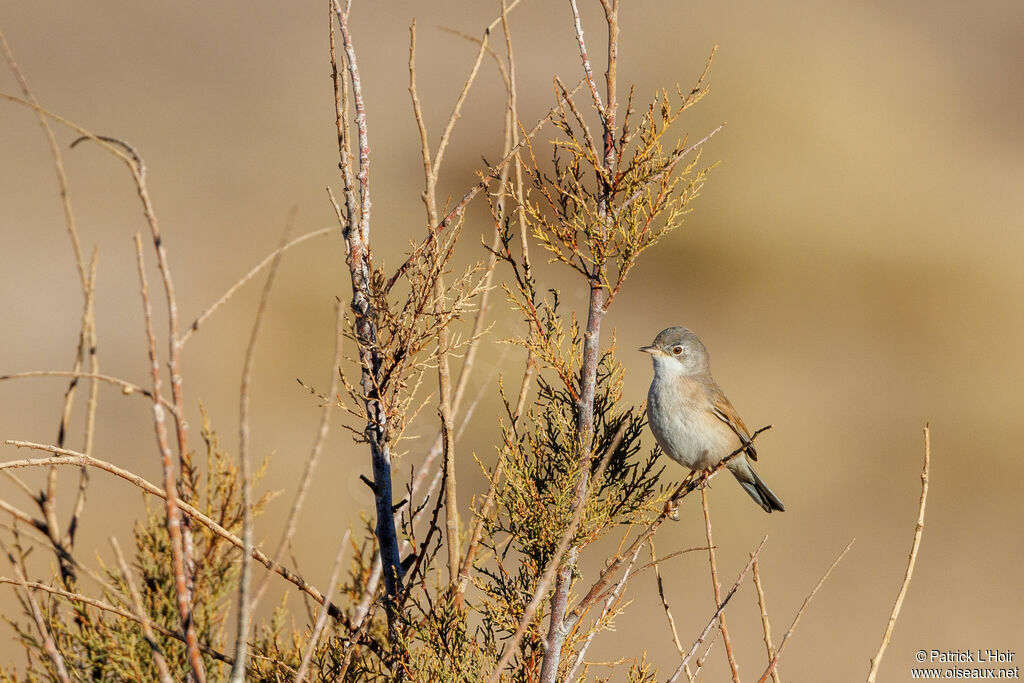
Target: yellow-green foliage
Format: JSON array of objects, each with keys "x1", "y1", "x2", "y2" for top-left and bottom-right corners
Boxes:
[{"x1": 1, "y1": 409, "x2": 268, "y2": 681}]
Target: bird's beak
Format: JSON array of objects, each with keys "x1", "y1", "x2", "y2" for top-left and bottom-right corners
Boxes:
[{"x1": 638, "y1": 344, "x2": 657, "y2": 354}]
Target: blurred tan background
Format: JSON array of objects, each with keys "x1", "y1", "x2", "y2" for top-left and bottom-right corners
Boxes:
[{"x1": 2, "y1": 0, "x2": 1022, "y2": 679}]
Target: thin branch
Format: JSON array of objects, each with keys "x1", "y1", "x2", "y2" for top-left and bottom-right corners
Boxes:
[
  {"x1": 0, "y1": 28, "x2": 87, "y2": 287},
  {"x1": 408, "y1": 17, "x2": 467, "y2": 589},
  {"x1": 752, "y1": 557, "x2": 781, "y2": 683},
  {"x1": 383, "y1": 78, "x2": 584, "y2": 293},
  {"x1": 252, "y1": 300, "x2": 345, "y2": 608},
  {"x1": 1, "y1": 441, "x2": 381, "y2": 654},
  {"x1": 649, "y1": 539, "x2": 686, "y2": 661},
  {"x1": 178, "y1": 227, "x2": 334, "y2": 346},
  {"x1": 65, "y1": 252, "x2": 100, "y2": 553},
  {"x1": 2, "y1": 548, "x2": 71, "y2": 683},
  {"x1": 690, "y1": 628, "x2": 719, "y2": 681},
  {"x1": 133, "y1": 234, "x2": 205, "y2": 682},
  {"x1": 866, "y1": 424, "x2": 931, "y2": 682},
  {"x1": 110, "y1": 537, "x2": 175, "y2": 683},
  {"x1": 666, "y1": 536, "x2": 768, "y2": 683},
  {"x1": 231, "y1": 216, "x2": 293, "y2": 682},
  {"x1": 567, "y1": 0, "x2": 605, "y2": 115},
  {"x1": 757, "y1": 539, "x2": 856, "y2": 683},
  {"x1": 701, "y1": 486, "x2": 740, "y2": 682},
  {"x1": 486, "y1": 424, "x2": 625, "y2": 683},
  {"x1": 294, "y1": 528, "x2": 351, "y2": 683},
  {"x1": 0, "y1": 91, "x2": 129, "y2": 162},
  {"x1": 564, "y1": 539, "x2": 644, "y2": 681},
  {"x1": 0, "y1": 576, "x2": 233, "y2": 665},
  {"x1": 0, "y1": 370, "x2": 170, "y2": 413}
]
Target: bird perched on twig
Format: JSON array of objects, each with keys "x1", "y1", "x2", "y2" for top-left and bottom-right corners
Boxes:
[{"x1": 641, "y1": 326, "x2": 785, "y2": 513}]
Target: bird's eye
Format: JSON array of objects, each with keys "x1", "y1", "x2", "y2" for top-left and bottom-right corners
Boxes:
[{"x1": 671, "y1": 345, "x2": 684, "y2": 355}]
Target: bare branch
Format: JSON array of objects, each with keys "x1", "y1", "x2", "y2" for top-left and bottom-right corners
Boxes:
[
  {"x1": 231, "y1": 216, "x2": 293, "y2": 681},
  {"x1": 757, "y1": 539, "x2": 856, "y2": 683},
  {"x1": 178, "y1": 227, "x2": 334, "y2": 346},
  {"x1": 666, "y1": 536, "x2": 768, "y2": 683},
  {"x1": 701, "y1": 486, "x2": 740, "y2": 682},
  {"x1": 294, "y1": 528, "x2": 351, "y2": 683},
  {"x1": 133, "y1": 234, "x2": 205, "y2": 682},
  {"x1": 2, "y1": 440, "x2": 381, "y2": 654},
  {"x1": 110, "y1": 537, "x2": 175, "y2": 683},
  {"x1": 567, "y1": 0, "x2": 605, "y2": 115},
  {"x1": 0, "y1": 370, "x2": 170, "y2": 413},
  {"x1": 649, "y1": 539, "x2": 686, "y2": 661},
  {"x1": 0, "y1": 575, "x2": 232, "y2": 666},
  {"x1": 866, "y1": 424, "x2": 930, "y2": 682},
  {"x1": 1, "y1": 547, "x2": 71, "y2": 683},
  {"x1": 252, "y1": 300, "x2": 345, "y2": 608},
  {"x1": 752, "y1": 557, "x2": 781, "y2": 683}
]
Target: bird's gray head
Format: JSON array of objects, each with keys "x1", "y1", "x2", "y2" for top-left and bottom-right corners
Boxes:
[{"x1": 639, "y1": 326, "x2": 710, "y2": 376}]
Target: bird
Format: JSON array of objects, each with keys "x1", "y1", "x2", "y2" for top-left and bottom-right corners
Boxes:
[{"x1": 641, "y1": 326, "x2": 784, "y2": 512}]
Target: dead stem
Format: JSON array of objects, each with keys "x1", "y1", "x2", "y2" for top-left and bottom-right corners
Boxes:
[
  {"x1": 701, "y1": 485, "x2": 740, "y2": 681},
  {"x1": 758, "y1": 539, "x2": 856, "y2": 682},
  {"x1": 866, "y1": 425, "x2": 930, "y2": 682}
]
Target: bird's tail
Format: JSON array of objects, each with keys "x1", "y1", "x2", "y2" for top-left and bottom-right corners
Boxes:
[{"x1": 730, "y1": 460, "x2": 785, "y2": 513}]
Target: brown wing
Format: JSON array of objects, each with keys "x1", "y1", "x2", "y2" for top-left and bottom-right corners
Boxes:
[{"x1": 707, "y1": 382, "x2": 758, "y2": 461}]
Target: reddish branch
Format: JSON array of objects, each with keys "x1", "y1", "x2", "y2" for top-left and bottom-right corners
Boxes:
[{"x1": 133, "y1": 235, "x2": 205, "y2": 682}]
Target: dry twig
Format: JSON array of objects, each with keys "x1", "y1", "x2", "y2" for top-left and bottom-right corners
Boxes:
[
  {"x1": 294, "y1": 528, "x2": 352, "y2": 682},
  {"x1": 666, "y1": 536, "x2": 768, "y2": 683},
  {"x1": 757, "y1": 539, "x2": 856, "y2": 683},
  {"x1": 866, "y1": 424, "x2": 931, "y2": 682},
  {"x1": 701, "y1": 485, "x2": 740, "y2": 682},
  {"x1": 752, "y1": 557, "x2": 781, "y2": 683},
  {"x1": 133, "y1": 234, "x2": 205, "y2": 682},
  {"x1": 110, "y1": 537, "x2": 175, "y2": 683},
  {"x1": 230, "y1": 217, "x2": 293, "y2": 681}
]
